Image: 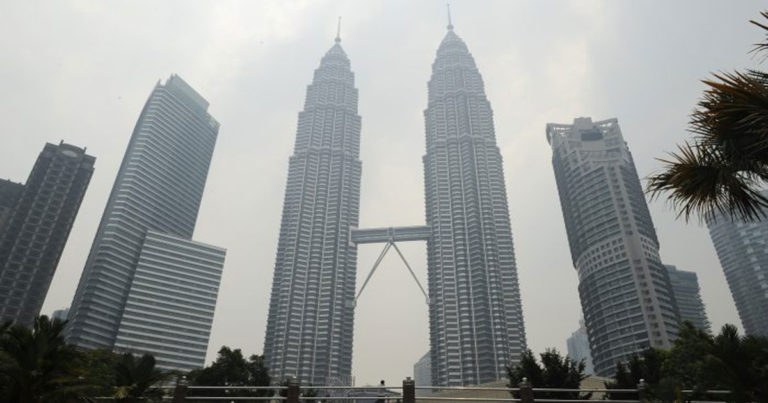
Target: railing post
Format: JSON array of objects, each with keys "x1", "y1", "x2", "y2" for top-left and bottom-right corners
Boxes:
[
  {"x1": 637, "y1": 379, "x2": 648, "y2": 403},
  {"x1": 519, "y1": 377, "x2": 534, "y2": 403},
  {"x1": 287, "y1": 377, "x2": 300, "y2": 403},
  {"x1": 172, "y1": 375, "x2": 188, "y2": 403},
  {"x1": 403, "y1": 377, "x2": 415, "y2": 403}
]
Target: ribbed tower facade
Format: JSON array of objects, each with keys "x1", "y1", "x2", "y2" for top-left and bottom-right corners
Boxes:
[
  {"x1": 547, "y1": 117, "x2": 680, "y2": 376},
  {"x1": 263, "y1": 35, "x2": 361, "y2": 386},
  {"x1": 665, "y1": 265, "x2": 710, "y2": 333},
  {"x1": 66, "y1": 75, "x2": 225, "y2": 366},
  {"x1": 707, "y1": 203, "x2": 768, "y2": 337},
  {"x1": 423, "y1": 25, "x2": 526, "y2": 386}
]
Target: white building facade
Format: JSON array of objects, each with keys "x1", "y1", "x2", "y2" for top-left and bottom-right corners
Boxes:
[
  {"x1": 547, "y1": 117, "x2": 680, "y2": 375},
  {"x1": 263, "y1": 35, "x2": 361, "y2": 386},
  {"x1": 423, "y1": 25, "x2": 526, "y2": 386}
]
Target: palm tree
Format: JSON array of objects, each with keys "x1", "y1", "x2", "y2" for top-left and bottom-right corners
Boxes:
[
  {"x1": 0, "y1": 316, "x2": 91, "y2": 402},
  {"x1": 113, "y1": 353, "x2": 169, "y2": 402},
  {"x1": 647, "y1": 11, "x2": 768, "y2": 222}
]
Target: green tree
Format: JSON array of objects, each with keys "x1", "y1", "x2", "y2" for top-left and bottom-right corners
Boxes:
[
  {"x1": 78, "y1": 348, "x2": 122, "y2": 397},
  {"x1": 647, "y1": 11, "x2": 768, "y2": 222},
  {"x1": 607, "y1": 324, "x2": 768, "y2": 402},
  {"x1": 0, "y1": 316, "x2": 91, "y2": 402},
  {"x1": 663, "y1": 322, "x2": 713, "y2": 398},
  {"x1": 113, "y1": 353, "x2": 169, "y2": 402},
  {"x1": 698, "y1": 325, "x2": 768, "y2": 402},
  {"x1": 506, "y1": 349, "x2": 589, "y2": 400},
  {"x1": 606, "y1": 348, "x2": 678, "y2": 402},
  {"x1": 188, "y1": 346, "x2": 272, "y2": 398}
]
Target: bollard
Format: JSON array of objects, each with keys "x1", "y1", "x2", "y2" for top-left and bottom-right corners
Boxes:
[
  {"x1": 287, "y1": 377, "x2": 301, "y2": 403},
  {"x1": 518, "y1": 377, "x2": 534, "y2": 403},
  {"x1": 402, "y1": 377, "x2": 415, "y2": 403},
  {"x1": 172, "y1": 375, "x2": 188, "y2": 403},
  {"x1": 637, "y1": 379, "x2": 648, "y2": 403}
]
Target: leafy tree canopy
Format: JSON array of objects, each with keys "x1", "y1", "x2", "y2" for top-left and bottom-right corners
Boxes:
[
  {"x1": 609, "y1": 322, "x2": 768, "y2": 402},
  {"x1": 506, "y1": 348, "x2": 590, "y2": 400},
  {"x1": 0, "y1": 316, "x2": 91, "y2": 402},
  {"x1": 188, "y1": 346, "x2": 271, "y2": 397}
]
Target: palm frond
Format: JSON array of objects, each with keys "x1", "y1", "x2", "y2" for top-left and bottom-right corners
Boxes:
[
  {"x1": 693, "y1": 71, "x2": 768, "y2": 160},
  {"x1": 750, "y1": 11, "x2": 768, "y2": 59},
  {"x1": 646, "y1": 142, "x2": 768, "y2": 222}
]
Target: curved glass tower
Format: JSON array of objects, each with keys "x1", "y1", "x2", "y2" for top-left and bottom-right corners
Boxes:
[
  {"x1": 423, "y1": 24, "x2": 526, "y2": 386},
  {"x1": 547, "y1": 117, "x2": 680, "y2": 375},
  {"x1": 263, "y1": 34, "x2": 361, "y2": 386}
]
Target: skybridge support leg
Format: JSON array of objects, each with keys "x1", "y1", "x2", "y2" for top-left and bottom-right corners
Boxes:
[
  {"x1": 390, "y1": 241, "x2": 430, "y2": 305},
  {"x1": 354, "y1": 242, "x2": 391, "y2": 304},
  {"x1": 354, "y1": 240, "x2": 430, "y2": 306}
]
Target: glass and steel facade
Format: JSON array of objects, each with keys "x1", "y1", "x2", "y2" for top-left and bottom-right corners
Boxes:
[
  {"x1": 113, "y1": 230, "x2": 225, "y2": 371},
  {"x1": 263, "y1": 37, "x2": 361, "y2": 386},
  {"x1": 66, "y1": 75, "x2": 225, "y2": 371},
  {"x1": 547, "y1": 117, "x2": 679, "y2": 376},
  {"x1": 0, "y1": 142, "x2": 94, "y2": 327},
  {"x1": 707, "y1": 204, "x2": 768, "y2": 337},
  {"x1": 664, "y1": 264, "x2": 710, "y2": 332},
  {"x1": 423, "y1": 27, "x2": 526, "y2": 386}
]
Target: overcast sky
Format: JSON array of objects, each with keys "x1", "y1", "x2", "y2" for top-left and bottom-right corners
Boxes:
[{"x1": 1, "y1": 0, "x2": 764, "y2": 386}]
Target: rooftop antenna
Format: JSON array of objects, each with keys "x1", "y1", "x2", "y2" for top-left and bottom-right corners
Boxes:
[
  {"x1": 447, "y1": 3, "x2": 453, "y2": 30},
  {"x1": 335, "y1": 16, "x2": 342, "y2": 43}
]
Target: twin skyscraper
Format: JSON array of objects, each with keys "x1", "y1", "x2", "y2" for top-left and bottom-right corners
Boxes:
[{"x1": 264, "y1": 22, "x2": 526, "y2": 386}]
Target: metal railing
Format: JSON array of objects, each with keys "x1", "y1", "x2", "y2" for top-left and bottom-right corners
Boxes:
[{"x1": 106, "y1": 377, "x2": 733, "y2": 402}]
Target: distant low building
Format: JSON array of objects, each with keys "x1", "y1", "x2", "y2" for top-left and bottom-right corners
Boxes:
[
  {"x1": 51, "y1": 308, "x2": 69, "y2": 322},
  {"x1": 566, "y1": 320, "x2": 595, "y2": 375},
  {"x1": 665, "y1": 265, "x2": 711, "y2": 332},
  {"x1": 414, "y1": 351, "x2": 432, "y2": 390}
]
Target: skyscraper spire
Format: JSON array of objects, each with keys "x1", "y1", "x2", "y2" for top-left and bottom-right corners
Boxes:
[
  {"x1": 424, "y1": 23, "x2": 526, "y2": 386},
  {"x1": 446, "y1": 3, "x2": 453, "y2": 31},
  {"x1": 335, "y1": 16, "x2": 342, "y2": 43}
]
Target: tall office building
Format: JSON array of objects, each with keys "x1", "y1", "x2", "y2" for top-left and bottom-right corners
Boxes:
[
  {"x1": 0, "y1": 179, "x2": 24, "y2": 233},
  {"x1": 566, "y1": 320, "x2": 594, "y2": 375},
  {"x1": 0, "y1": 143, "x2": 94, "y2": 327},
  {"x1": 113, "y1": 231, "x2": 225, "y2": 370},
  {"x1": 664, "y1": 265, "x2": 710, "y2": 332},
  {"x1": 263, "y1": 33, "x2": 361, "y2": 385},
  {"x1": 707, "y1": 205, "x2": 768, "y2": 337},
  {"x1": 547, "y1": 117, "x2": 680, "y2": 376},
  {"x1": 66, "y1": 75, "x2": 225, "y2": 371},
  {"x1": 423, "y1": 23, "x2": 526, "y2": 386}
]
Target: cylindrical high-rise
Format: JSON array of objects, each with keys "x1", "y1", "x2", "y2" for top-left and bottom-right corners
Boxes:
[
  {"x1": 423, "y1": 25, "x2": 526, "y2": 386},
  {"x1": 263, "y1": 36, "x2": 361, "y2": 386},
  {"x1": 547, "y1": 117, "x2": 680, "y2": 376}
]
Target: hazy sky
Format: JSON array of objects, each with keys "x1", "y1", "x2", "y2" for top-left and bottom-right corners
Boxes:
[{"x1": 1, "y1": 0, "x2": 764, "y2": 386}]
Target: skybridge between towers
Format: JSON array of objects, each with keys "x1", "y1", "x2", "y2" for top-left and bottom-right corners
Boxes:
[{"x1": 349, "y1": 225, "x2": 431, "y2": 307}]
